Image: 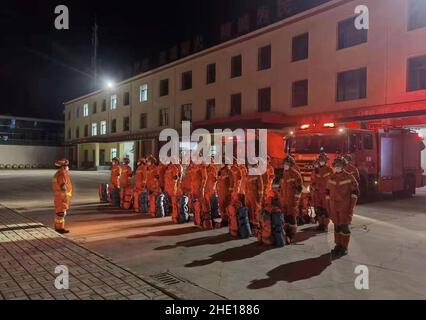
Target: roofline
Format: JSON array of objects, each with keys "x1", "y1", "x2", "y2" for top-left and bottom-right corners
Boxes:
[
  {"x1": 64, "y1": 0, "x2": 352, "y2": 105},
  {"x1": 0, "y1": 115, "x2": 64, "y2": 124}
]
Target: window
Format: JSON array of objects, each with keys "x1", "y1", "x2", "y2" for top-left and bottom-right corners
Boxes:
[
  {"x1": 159, "y1": 79, "x2": 169, "y2": 97},
  {"x1": 91, "y1": 123, "x2": 98, "y2": 136},
  {"x1": 292, "y1": 33, "x2": 309, "y2": 62},
  {"x1": 408, "y1": 0, "x2": 426, "y2": 31},
  {"x1": 83, "y1": 103, "x2": 89, "y2": 117},
  {"x1": 111, "y1": 119, "x2": 117, "y2": 133},
  {"x1": 76, "y1": 127, "x2": 80, "y2": 139},
  {"x1": 159, "y1": 108, "x2": 169, "y2": 126},
  {"x1": 292, "y1": 80, "x2": 309, "y2": 107},
  {"x1": 102, "y1": 99, "x2": 106, "y2": 112},
  {"x1": 181, "y1": 104, "x2": 192, "y2": 121},
  {"x1": 67, "y1": 128, "x2": 71, "y2": 139},
  {"x1": 84, "y1": 125, "x2": 89, "y2": 137},
  {"x1": 124, "y1": 92, "x2": 130, "y2": 106},
  {"x1": 258, "y1": 87, "x2": 271, "y2": 112},
  {"x1": 337, "y1": 68, "x2": 367, "y2": 101},
  {"x1": 207, "y1": 63, "x2": 216, "y2": 84},
  {"x1": 258, "y1": 45, "x2": 271, "y2": 70},
  {"x1": 363, "y1": 134, "x2": 373, "y2": 150},
  {"x1": 407, "y1": 55, "x2": 426, "y2": 91},
  {"x1": 93, "y1": 102, "x2": 97, "y2": 114},
  {"x1": 206, "y1": 99, "x2": 216, "y2": 120},
  {"x1": 230, "y1": 93, "x2": 242, "y2": 116},
  {"x1": 110, "y1": 94, "x2": 117, "y2": 110},
  {"x1": 338, "y1": 17, "x2": 368, "y2": 50},
  {"x1": 111, "y1": 148, "x2": 118, "y2": 159},
  {"x1": 140, "y1": 113, "x2": 148, "y2": 129},
  {"x1": 140, "y1": 84, "x2": 148, "y2": 102},
  {"x1": 76, "y1": 107, "x2": 80, "y2": 118},
  {"x1": 231, "y1": 55, "x2": 242, "y2": 78},
  {"x1": 123, "y1": 117, "x2": 130, "y2": 131},
  {"x1": 100, "y1": 121, "x2": 107, "y2": 135},
  {"x1": 181, "y1": 71, "x2": 192, "y2": 90}
]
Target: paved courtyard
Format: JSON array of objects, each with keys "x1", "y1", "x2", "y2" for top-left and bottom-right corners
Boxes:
[{"x1": 0, "y1": 170, "x2": 426, "y2": 300}]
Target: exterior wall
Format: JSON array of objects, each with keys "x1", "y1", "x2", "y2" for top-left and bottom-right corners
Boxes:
[
  {"x1": 0, "y1": 145, "x2": 64, "y2": 168},
  {"x1": 65, "y1": 0, "x2": 426, "y2": 145}
]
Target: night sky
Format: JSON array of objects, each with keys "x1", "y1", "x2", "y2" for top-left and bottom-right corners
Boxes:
[{"x1": 0, "y1": 0, "x2": 320, "y2": 120}]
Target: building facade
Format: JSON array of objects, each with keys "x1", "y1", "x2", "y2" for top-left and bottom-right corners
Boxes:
[{"x1": 65, "y1": 0, "x2": 426, "y2": 169}]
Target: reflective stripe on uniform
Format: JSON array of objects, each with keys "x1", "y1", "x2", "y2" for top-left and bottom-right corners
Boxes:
[
  {"x1": 328, "y1": 180, "x2": 337, "y2": 185},
  {"x1": 339, "y1": 179, "x2": 352, "y2": 185}
]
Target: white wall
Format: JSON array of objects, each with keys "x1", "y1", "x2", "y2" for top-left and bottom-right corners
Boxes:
[{"x1": 0, "y1": 145, "x2": 65, "y2": 167}]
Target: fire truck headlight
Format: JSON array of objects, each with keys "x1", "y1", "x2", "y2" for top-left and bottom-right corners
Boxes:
[{"x1": 338, "y1": 128, "x2": 345, "y2": 133}]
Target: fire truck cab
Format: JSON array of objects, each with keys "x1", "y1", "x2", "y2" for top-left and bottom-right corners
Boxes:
[{"x1": 284, "y1": 123, "x2": 426, "y2": 199}]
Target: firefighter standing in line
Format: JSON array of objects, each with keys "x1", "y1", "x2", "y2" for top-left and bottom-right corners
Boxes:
[
  {"x1": 134, "y1": 157, "x2": 147, "y2": 213},
  {"x1": 230, "y1": 160, "x2": 243, "y2": 202},
  {"x1": 52, "y1": 158, "x2": 73, "y2": 234},
  {"x1": 110, "y1": 157, "x2": 122, "y2": 202},
  {"x1": 263, "y1": 156, "x2": 275, "y2": 201},
  {"x1": 238, "y1": 163, "x2": 248, "y2": 197},
  {"x1": 164, "y1": 159, "x2": 182, "y2": 223},
  {"x1": 343, "y1": 154, "x2": 360, "y2": 182},
  {"x1": 311, "y1": 153, "x2": 333, "y2": 232},
  {"x1": 217, "y1": 162, "x2": 233, "y2": 224},
  {"x1": 245, "y1": 161, "x2": 264, "y2": 236},
  {"x1": 120, "y1": 157, "x2": 133, "y2": 206},
  {"x1": 279, "y1": 155, "x2": 303, "y2": 244},
  {"x1": 326, "y1": 157, "x2": 359, "y2": 257},
  {"x1": 204, "y1": 156, "x2": 218, "y2": 215},
  {"x1": 190, "y1": 161, "x2": 208, "y2": 226},
  {"x1": 146, "y1": 156, "x2": 160, "y2": 216}
]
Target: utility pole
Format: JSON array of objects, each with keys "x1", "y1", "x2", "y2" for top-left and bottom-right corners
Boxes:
[{"x1": 92, "y1": 17, "x2": 98, "y2": 90}]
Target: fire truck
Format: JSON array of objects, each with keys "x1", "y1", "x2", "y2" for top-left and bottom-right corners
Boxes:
[{"x1": 283, "y1": 122, "x2": 426, "y2": 200}]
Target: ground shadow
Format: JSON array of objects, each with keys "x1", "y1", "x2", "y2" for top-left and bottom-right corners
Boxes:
[
  {"x1": 75, "y1": 214, "x2": 154, "y2": 223},
  {"x1": 294, "y1": 226, "x2": 323, "y2": 243},
  {"x1": 247, "y1": 253, "x2": 338, "y2": 289},
  {"x1": 127, "y1": 225, "x2": 205, "y2": 239},
  {"x1": 155, "y1": 233, "x2": 234, "y2": 250},
  {"x1": 185, "y1": 242, "x2": 276, "y2": 268}
]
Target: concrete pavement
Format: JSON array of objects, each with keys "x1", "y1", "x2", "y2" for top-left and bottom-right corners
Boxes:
[{"x1": 0, "y1": 170, "x2": 426, "y2": 299}]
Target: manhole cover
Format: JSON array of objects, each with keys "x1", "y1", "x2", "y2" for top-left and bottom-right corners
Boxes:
[{"x1": 151, "y1": 272, "x2": 184, "y2": 286}]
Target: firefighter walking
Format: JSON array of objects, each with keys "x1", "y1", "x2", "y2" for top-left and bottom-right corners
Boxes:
[
  {"x1": 52, "y1": 158, "x2": 73, "y2": 234},
  {"x1": 311, "y1": 153, "x2": 333, "y2": 232},
  {"x1": 326, "y1": 157, "x2": 359, "y2": 257},
  {"x1": 279, "y1": 156, "x2": 303, "y2": 243}
]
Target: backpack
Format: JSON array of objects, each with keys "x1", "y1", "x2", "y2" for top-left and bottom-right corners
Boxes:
[
  {"x1": 178, "y1": 195, "x2": 190, "y2": 224},
  {"x1": 237, "y1": 207, "x2": 252, "y2": 238}
]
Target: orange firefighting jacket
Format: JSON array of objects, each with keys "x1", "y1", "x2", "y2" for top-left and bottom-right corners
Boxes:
[
  {"x1": 326, "y1": 171, "x2": 359, "y2": 205},
  {"x1": 263, "y1": 163, "x2": 275, "y2": 198},
  {"x1": 135, "y1": 164, "x2": 147, "y2": 191},
  {"x1": 345, "y1": 163, "x2": 360, "y2": 182},
  {"x1": 230, "y1": 164, "x2": 242, "y2": 195},
  {"x1": 158, "y1": 163, "x2": 167, "y2": 189},
  {"x1": 110, "y1": 164, "x2": 122, "y2": 189},
  {"x1": 146, "y1": 164, "x2": 160, "y2": 193},
  {"x1": 217, "y1": 166, "x2": 233, "y2": 194},
  {"x1": 239, "y1": 165, "x2": 248, "y2": 194},
  {"x1": 205, "y1": 164, "x2": 218, "y2": 195},
  {"x1": 120, "y1": 164, "x2": 132, "y2": 188},
  {"x1": 52, "y1": 168, "x2": 73, "y2": 212},
  {"x1": 245, "y1": 174, "x2": 264, "y2": 201},
  {"x1": 311, "y1": 165, "x2": 333, "y2": 203},
  {"x1": 191, "y1": 164, "x2": 207, "y2": 196},
  {"x1": 279, "y1": 167, "x2": 303, "y2": 205},
  {"x1": 164, "y1": 163, "x2": 181, "y2": 196}
]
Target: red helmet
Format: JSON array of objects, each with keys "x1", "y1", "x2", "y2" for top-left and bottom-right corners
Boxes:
[{"x1": 55, "y1": 158, "x2": 69, "y2": 167}]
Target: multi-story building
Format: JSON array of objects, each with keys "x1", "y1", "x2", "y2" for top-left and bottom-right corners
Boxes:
[{"x1": 65, "y1": 0, "x2": 426, "y2": 169}]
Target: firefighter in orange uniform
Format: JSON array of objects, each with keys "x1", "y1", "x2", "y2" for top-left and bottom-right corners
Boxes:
[
  {"x1": 204, "y1": 157, "x2": 218, "y2": 214},
  {"x1": 245, "y1": 161, "x2": 264, "y2": 236},
  {"x1": 343, "y1": 154, "x2": 360, "y2": 182},
  {"x1": 158, "y1": 161, "x2": 167, "y2": 192},
  {"x1": 217, "y1": 162, "x2": 233, "y2": 224},
  {"x1": 326, "y1": 157, "x2": 359, "y2": 257},
  {"x1": 52, "y1": 158, "x2": 73, "y2": 234},
  {"x1": 134, "y1": 157, "x2": 147, "y2": 213},
  {"x1": 191, "y1": 162, "x2": 208, "y2": 226},
  {"x1": 311, "y1": 153, "x2": 333, "y2": 232},
  {"x1": 279, "y1": 155, "x2": 303, "y2": 243},
  {"x1": 238, "y1": 163, "x2": 248, "y2": 196},
  {"x1": 146, "y1": 156, "x2": 160, "y2": 216},
  {"x1": 164, "y1": 159, "x2": 182, "y2": 223},
  {"x1": 230, "y1": 160, "x2": 243, "y2": 201},
  {"x1": 120, "y1": 157, "x2": 133, "y2": 206},
  {"x1": 110, "y1": 157, "x2": 122, "y2": 201},
  {"x1": 263, "y1": 156, "x2": 275, "y2": 200}
]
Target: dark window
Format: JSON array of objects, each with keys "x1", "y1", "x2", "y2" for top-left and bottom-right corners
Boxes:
[
  {"x1": 207, "y1": 63, "x2": 216, "y2": 84},
  {"x1": 231, "y1": 55, "x2": 242, "y2": 78},
  {"x1": 124, "y1": 92, "x2": 130, "y2": 106},
  {"x1": 111, "y1": 119, "x2": 117, "y2": 133},
  {"x1": 337, "y1": 68, "x2": 367, "y2": 101},
  {"x1": 102, "y1": 99, "x2": 106, "y2": 112},
  {"x1": 84, "y1": 125, "x2": 89, "y2": 137},
  {"x1": 258, "y1": 45, "x2": 271, "y2": 70},
  {"x1": 159, "y1": 79, "x2": 169, "y2": 96},
  {"x1": 338, "y1": 17, "x2": 368, "y2": 50},
  {"x1": 258, "y1": 87, "x2": 271, "y2": 112},
  {"x1": 292, "y1": 33, "x2": 309, "y2": 61},
  {"x1": 93, "y1": 102, "x2": 97, "y2": 114},
  {"x1": 67, "y1": 128, "x2": 71, "y2": 139},
  {"x1": 181, "y1": 71, "x2": 192, "y2": 90},
  {"x1": 292, "y1": 80, "x2": 309, "y2": 107},
  {"x1": 181, "y1": 104, "x2": 192, "y2": 121},
  {"x1": 230, "y1": 93, "x2": 242, "y2": 116},
  {"x1": 76, "y1": 127, "x2": 80, "y2": 139},
  {"x1": 206, "y1": 99, "x2": 216, "y2": 120},
  {"x1": 159, "y1": 109, "x2": 169, "y2": 126},
  {"x1": 407, "y1": 55, "x2": 426, "y2": 91},
  {"x1": 123, "y1": 117, "x2": 130, "y2": 131},
  {"x1": 363, "y1": 134, "x2": 373, "y2": 150},
  {"x1": 408, "y1": 0, "x2": 426, "y2": 31},
  {"x1": 140, "y1": 113, "x2": 147, "y2": 129}
]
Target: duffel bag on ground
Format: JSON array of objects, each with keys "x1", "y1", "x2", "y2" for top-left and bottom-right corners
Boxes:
[
  {"x1": 111, "y1": 187, "x2": 121, "y2": 207},
  {"x1": 138, "y1": 191, "x2": 149, "y2": 214},
  {"x1": 271, "y1": 212, "x2": 286, "y2": 247},
  {"x1": 210, "y1": 193, "x2": 220, "y2": 219},
  {"x1": 156, "y1": 193, "x2": 166, "y2": 218},
  {"x1": 178, "y1": 195, "x2": 190, "y2": 224},
  {"x1": 237, "y1": 207, "x2": 252, "y2": 238},
  {"x1": 258, "y1": 212, "x2": 273, "y2": 245},
  {"x1": 98, "y1": 183, "x2": 109, "y2": 203}
]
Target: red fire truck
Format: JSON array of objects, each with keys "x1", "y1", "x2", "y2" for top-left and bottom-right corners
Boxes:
[{"x1": 284, "y1": 122, "x2": 426, "y2": 200}]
